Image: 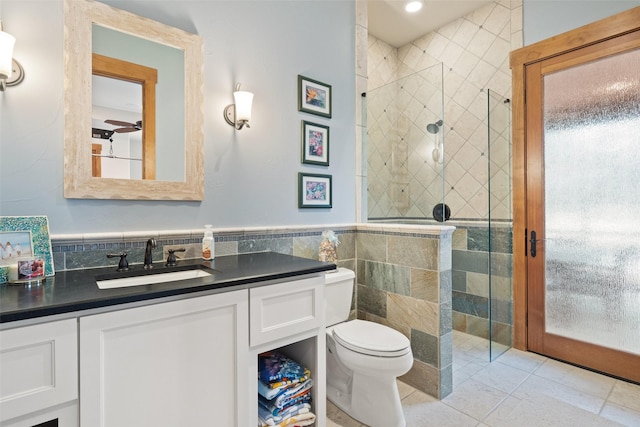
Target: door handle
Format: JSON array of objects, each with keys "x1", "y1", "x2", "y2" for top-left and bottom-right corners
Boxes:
[
  {"x1": 530, "y1": 230, "x2": 538, "y2": 257},
  {"x1": 529, "y1": 230, "x2": 549, "y2": 257}
]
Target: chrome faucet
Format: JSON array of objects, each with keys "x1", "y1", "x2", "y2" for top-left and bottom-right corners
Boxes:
[{"x1": 144, "y1": 238, "x2": 157, "y2": 269}]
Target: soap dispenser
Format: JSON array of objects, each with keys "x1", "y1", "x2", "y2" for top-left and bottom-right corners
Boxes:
[{"x1": 202, "y1": 225, "x2": 214, "y2": 260}]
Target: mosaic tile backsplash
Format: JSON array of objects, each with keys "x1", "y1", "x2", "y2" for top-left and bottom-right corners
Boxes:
[{"x1": 51, "y1": 227, "x2": 355, "y2": 272}]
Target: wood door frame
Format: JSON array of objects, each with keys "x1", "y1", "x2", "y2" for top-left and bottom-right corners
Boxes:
[
  {"x1": 92, "y1": 53, "x2": 157, "y2": 180},
  {"x1": 509, "y1": 6, "x2": 640, "y2": 350},
  {"x1": 91, "y1": 143, "x2": 102, "y2": 177}
]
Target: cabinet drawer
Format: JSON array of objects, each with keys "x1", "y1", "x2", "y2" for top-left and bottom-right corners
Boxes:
[
  {"x1": 0, "y1": 319, "x2": 78, "y2": 423},
  {"x1": 249, "y1": 275, "x2": 324, "y2": 347}
]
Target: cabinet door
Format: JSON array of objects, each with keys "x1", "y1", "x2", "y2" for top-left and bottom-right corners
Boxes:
[
  {"x1": 249, "y1": 275, "x2": 324, "y2": 347},
  {"x1": 0, "y1": 319, "x2": 78, "y2": 423},
  {"x1": 79, "y1": 290, "x2": 249, "y2": 427}
]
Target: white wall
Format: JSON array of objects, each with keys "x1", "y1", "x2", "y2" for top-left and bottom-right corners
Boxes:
[
  {"x1": 0, "y1": 0, "x2": 356, "y2": 234},
  {"x1": 523, "y1": 0, "x2": 640, "y2": 45}
]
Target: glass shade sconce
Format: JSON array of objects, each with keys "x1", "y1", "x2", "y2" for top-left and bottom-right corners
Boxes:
[
  {"x1": 0, "y1": 21, "x2": 24, "y2": 91},
  {"x1": 224, "y1": 83, "x2": 253, "y2": 130}
]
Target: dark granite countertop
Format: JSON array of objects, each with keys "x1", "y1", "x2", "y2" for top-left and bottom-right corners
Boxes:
[{"x1": 0, "y1": 252, "x2": 335, "y2": 324}]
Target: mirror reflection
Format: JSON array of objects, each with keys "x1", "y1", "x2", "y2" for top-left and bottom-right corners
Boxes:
[
  {"x1": 91, "y1": 74, "x2": 143, "y2": 179},
  {"x1": 92, "y1": 24, "x2": 185, "y2": 182},
  {"x1": 92, "y1": 67, "x2": 144, "y2": 179}
]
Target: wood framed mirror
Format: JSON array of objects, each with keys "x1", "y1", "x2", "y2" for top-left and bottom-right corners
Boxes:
[{"x1": 63, "y1": 0, "x2": 204, "y2": 200}]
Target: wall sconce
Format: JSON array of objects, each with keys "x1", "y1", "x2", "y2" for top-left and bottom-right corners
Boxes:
[
  {"x1": 0, "y1": 21, "x2": 24, "y2": 91},
  {"x1": 224, "y1": 83, "x2": 253, "y2": 130}
]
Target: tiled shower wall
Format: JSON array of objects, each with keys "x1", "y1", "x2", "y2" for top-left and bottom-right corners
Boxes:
[
  {"x1": 366, "y1": 64, "x2": 445, "y2": 219},
  {"x1": 367, "y1": 0, "x2": 521, "y2": 220}
]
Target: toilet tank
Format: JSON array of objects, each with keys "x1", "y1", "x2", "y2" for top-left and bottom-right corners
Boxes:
[{"x1": 324, "y1": 267, "x2": 355, "y2": 327}]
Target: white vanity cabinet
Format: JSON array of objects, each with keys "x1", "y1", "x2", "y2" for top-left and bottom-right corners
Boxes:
[
  {"x1": 0, "y1": 319, "x2": 78, "y2": 427},
  {"x1": 79, "y1": 289, "x2": 249, "y2": 427},
  {"x1": 1, "y1": 268, "x2": 328, "y2": 427}
]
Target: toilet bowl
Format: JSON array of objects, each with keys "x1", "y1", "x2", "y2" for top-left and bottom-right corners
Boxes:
[{"x1": 325, "y1": 269, "x2": 413, "y2": 427}]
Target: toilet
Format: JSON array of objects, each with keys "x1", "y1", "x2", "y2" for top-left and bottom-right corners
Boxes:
[{"x1": 324, "y1": 268, "x2": 413, "y2": 427}]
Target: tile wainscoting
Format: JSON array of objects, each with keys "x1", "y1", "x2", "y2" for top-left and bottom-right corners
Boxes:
[
  {"x1": 452, "y1": 223, "x2": 513, "y2": 347},
  {"x1": 355, "y1": 224, "x2": 455, "y2": 399},
  {"x1": 51, "y1": 225, "x2": 357, "y2": 273}
]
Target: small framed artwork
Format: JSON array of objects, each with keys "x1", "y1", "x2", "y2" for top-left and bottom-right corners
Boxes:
[
  {"x1": 298, "y1": 75, "x2": 332, "y2": 118},
  {"x1": 298, "y1": 173, "x2": 332, "y2": 208},
  {"x1": 301, "y1": 120, "x2": 330, "y2": 166},
  {"x1": 0, "y1": 216, "x2": 55, "y2": 283}
]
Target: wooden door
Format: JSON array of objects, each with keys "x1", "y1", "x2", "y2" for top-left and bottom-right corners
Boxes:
[{"x1": 511, "y1": 7, "x2": 640, "y2": 383}]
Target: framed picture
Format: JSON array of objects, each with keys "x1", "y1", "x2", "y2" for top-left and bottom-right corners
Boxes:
[
  {"x1": 301, "y1": 121, "x2": 330, "y2": 166},
  {"x1": 298, "y1": 75, "x2": 332, "y2": 118},
  {"x1": 0, "y1": 216, "x2": 54, "y2": 283},
  {"x1": 298, "y1": 173, "x2": 332, "y2": 208}
]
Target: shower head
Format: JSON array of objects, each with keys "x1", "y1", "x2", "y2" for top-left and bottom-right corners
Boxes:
[{"x1": 426, "y1": 120, "x2": 443, "y2": 134}]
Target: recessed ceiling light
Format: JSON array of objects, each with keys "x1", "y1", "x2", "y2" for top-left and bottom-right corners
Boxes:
[{"x1": 405, "y1": 1, "x2": 423, "y2": 13}]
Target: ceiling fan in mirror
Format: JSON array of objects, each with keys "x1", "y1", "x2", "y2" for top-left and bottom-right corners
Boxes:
[
  {"x1": 105, "y1": 119, "x2": 142, "y2": 133},
  {"x1": 91, "y1": 127, "x2": 142, "y2": 161}
]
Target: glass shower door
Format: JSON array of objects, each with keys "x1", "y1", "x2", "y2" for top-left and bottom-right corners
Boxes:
[
  {"x1": 365, "y1": 63, "x2": 444, "y2": 221},
  {"x1": 487, "y1": 89, "x2": 512, "y2": 361}
]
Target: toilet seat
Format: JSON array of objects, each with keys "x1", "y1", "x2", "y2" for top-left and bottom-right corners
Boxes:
[{"x1": 332, "y1": 320, "x2": 411, "y2": 357}]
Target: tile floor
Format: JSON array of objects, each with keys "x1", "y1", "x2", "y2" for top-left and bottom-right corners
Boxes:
[{"x1": 327, "y1": 331, "x2": 640, "y2": 427}]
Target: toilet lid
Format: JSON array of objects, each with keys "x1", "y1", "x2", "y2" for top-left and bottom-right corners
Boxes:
[{"x1": 332, "y1": 320, "x2": 411, "y2": 357}]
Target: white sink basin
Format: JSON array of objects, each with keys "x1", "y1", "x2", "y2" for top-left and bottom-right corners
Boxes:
[{"x1": 97, "y1": 269, "x2": 213, "y2": 289}]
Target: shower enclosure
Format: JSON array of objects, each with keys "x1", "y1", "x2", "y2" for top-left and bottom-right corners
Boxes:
[{"x1": 364, "y1": 66, "x2": 513, "y2": 361}]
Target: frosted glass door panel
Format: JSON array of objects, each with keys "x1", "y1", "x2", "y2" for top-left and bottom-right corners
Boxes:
[{"x1": 543, "y1": 48, "x2": 640, "y2": 355}]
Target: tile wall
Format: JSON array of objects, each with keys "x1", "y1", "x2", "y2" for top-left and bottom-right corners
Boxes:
[
  {"x1": 366, "y1": 0, "x2": 521, "y2": 221},
  {"x1": 452, "y1": 224, "x2": 513, "y2": 346},
  {"x1": 366, "y1": 64, "x2": 445, "y2": 219},
  {"x1": 51, "y1": 225, "x2": 357, "y2": 273},
  {"x1": 355, "y1": 223, "x2": 455, "y2": 399}
]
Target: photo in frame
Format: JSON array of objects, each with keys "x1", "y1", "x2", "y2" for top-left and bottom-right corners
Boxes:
[
  {"x1": 0, "y1": 216, "x2": 55, "y2": 284},
  {"x1": 298, "y1": 75, "x2": 332, "y2": 118},
  {"x1": 298, "y1": 173, "x2": 332, "y2": 208},
  {"x1": 301, "y1": 120, "x2": 329, "y2": 166}
]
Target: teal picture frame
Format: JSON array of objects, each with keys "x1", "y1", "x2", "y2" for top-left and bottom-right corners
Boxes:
[{"x1": 0, "y1": 216, "x2": 55, "y2": 283}]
